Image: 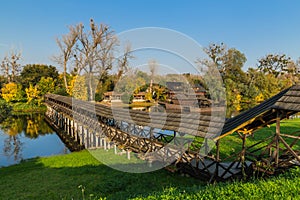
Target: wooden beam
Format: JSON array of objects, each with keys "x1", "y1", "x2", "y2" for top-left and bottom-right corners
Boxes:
[
  {"x1": 280, "y1": 133, "x2": 300, "y2": 140},
  {"x1": 275, "y1": 111, "x2": 280, "y2": 166},
  {"x1": 278, "y1": 135, "x2": 300, "y2": 163}
]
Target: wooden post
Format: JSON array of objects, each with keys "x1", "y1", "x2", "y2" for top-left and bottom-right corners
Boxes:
[
  {"x1": 90, "y1": 132, "x2": 94, "y2": 148},
  {"x1": 96, "y1": 135, "x2": 100, "y2": 148},
  {"x1": 64, "y1": 116, "x2": 67, "y2": 132},
  {"x1": 216, "y1": 140, "x2": 220, "y2": 162},
  {"x1": 127, "y1": 150, "x2": 131, "y2": 160},
  {"x1": 80, "y1": 125, "x2": 84, "y2": 146},
  {"x1": 100, "y1": 138, "x2": 103, "y2": 147},
  {"x1": 241, "y1": 134, "x2": 246, "y2": 177},
  {"x1": 114, "y1": 145, "x2": 117, "y2": 154},
  {"x1": 84, "y1": 128, "x2": 89, "y2": 148},
  {"x1": 74, "y1": 122, "x2": 78, "y2": 142},
  {"x1": 204, "y1": 138, "x2": 209, "y2": 155},
  {"x1": 104, "y1": 139, "x2": 107, "y2": 150},
  {"x1": 215, "y1": 139, "x2": 220, "y2": 180},
  {"x1": 275, "y1": 111, "x2": 280, "y2": 167}
]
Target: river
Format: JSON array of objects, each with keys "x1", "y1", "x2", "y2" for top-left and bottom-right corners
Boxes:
[{"x1": 0, "y1": 113, "x2": 69, "y2": 167}]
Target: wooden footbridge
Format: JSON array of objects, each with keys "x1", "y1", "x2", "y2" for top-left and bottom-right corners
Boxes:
[{"x1": 44, "y1": 85, "x2": 300, "y2": 181}]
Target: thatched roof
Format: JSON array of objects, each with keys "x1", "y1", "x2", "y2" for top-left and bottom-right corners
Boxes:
[{"x1": 273, "y1": 84, "x2": 300, "y2": 111}]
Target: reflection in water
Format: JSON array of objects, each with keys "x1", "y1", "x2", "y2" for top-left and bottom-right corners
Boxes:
[
  {"x1": 0, "y1": 113, "x2": 69, "y2": 167},
  {"x1": 4, "y1": 135, "x2": 22, "y2": 163}
]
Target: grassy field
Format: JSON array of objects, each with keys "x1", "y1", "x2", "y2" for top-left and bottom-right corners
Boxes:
[{"x1": 0, "y1": 119, "x2": 300, "y2": 199}]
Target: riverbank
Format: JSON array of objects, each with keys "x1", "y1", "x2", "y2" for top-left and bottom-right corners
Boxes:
[
  {"x1": 0, "y1": 150, "x2": 299, "y2": 200},
  {"x1": 11, "y1": 102, "x2": 47, "y2": 113}
]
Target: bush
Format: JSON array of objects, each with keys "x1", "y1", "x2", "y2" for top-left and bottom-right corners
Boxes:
[{"x1": 0, "y1": 99, "x2": 12, "y2": 121}]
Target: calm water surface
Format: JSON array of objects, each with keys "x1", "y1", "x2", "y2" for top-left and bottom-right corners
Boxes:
[{"x1": 0, "y1": 113, "x2": 69, "y2": 167}]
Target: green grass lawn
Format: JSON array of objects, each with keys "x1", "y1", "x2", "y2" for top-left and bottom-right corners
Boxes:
[{"x1": 0, "y1": 119, "x2": 300, "y2": 200}]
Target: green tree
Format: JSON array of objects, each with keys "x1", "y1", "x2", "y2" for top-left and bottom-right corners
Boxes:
[
  {"x1": 20, "y1": 64, "x2": 59, "y2": 89},
  {"x1": 202, "y1": 43, "x2": 247, "y2": 116},
  {"x1": 37, "y1": 77, "x2": 56, "y2": 96}
]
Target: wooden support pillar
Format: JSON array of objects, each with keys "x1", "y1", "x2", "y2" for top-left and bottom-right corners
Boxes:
[
  {"x1": 74, "y1": 122, "x2": 78, "y2": 142},
  {"x1": 275, "y1": 111, "x2": 281, "y2": 167},
  {"x1": 204, "y1": 138, "x2": 209, "y2": 155},
  {"x1": 59, "y1": 113, "x2": 62, "y2": 128},
  {"x1": 215, "y1": 139, "x2": 220, "y2": 179},
  {"x1": 100, "y1": 138, "x2": 103, "y2": 148},
  {"x1": 96, "y1": 135, "x2": 100, "y2": 148},
  {"x1": 84, "y1": 128, "x2": 89, "y2": 148},
  {"x1": 80, "y1": 125, "x2": 84, "y2": 146},
  {"x1": 114, "y1": 145, "x2": 117, "y2": 154},
  {"x1": 69, "y1": 119, "x2": 72, "y2": 137},
  {"x1": 90, "y1": 132, "x2": 94, "y2": 148},
  {"x1": 241, "y1": 134, "x2": 246, "y2": 177},
  {"x1": 104, "y1": 139, "x2": 107, "y2": 150},
  {"x1": 127, "y1": 150, "x2": 131, "y2": 160},
  {"x1": 216, "y1": 140, "x2": 220, "y2": 162},
  {"x1": 64, "y1": 116, "x2": 67, "y2": 132}
]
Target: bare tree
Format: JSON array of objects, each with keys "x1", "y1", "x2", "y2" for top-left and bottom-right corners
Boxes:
[
  {"x1": 258, "y1": 54, "x2": 292, "y2": 77},
  {"x1": 148, "y1": 59, "x2": 157, "y2": 94},
  {"x1": 115, "y1": 44, "x2": 132, "y2": 83},
  {"x1": 53, "y1": 25, "x2": 80, "y2": 93},
  {"x1": 0, "y1": 50, "x2": 22, "y2": 83},
  {"x1": 55, "y1": 19, "x2": 132, "y2": 101},
  {"x1": 1, "y1": 57, "x2": 10, "y2": 82},
  {"x1": 74, "y1": 19, "x2": 127, "y2": 101}
]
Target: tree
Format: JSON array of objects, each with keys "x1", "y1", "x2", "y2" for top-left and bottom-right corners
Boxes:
[
  {"x1": 53, "y1": 25, "x2": 80, "y2": 94},
  {"x1": 73, "y1": 19, "x2": 120, "y2": 101},
  {"x1": 25, "y1": 84, "x2": 40, "y2": 105},
  {"x1": 1, "y1": 82, "x2": 23, "y2": 102},
  {"x1": 0, "y1": 50, "x2": 22, "y2": 83},
  {"x1": 148, "y1": 59, "x2": 157, "y2": 95},
  {"x1": 203, "y1": 43, "x2": 227, "y2": 76},
  {"x1": 68, "y1": 75, "x2": 88, "y2": 101},
  {"x1": 201, "y1": 43, "x2": 247, "y2": 116},
  {"x1": 37, "y1": 77, "x2": 56, "y2": 96},
  {"x1": 54, "y1": 19, "x2": 132, "y2": 101},
  {"x1": 258, "y1": 54, "x2": 292, "y2": 77},
  {"x1": 115, "y1": 44, "x2": 132, "y2": 83},
  {"x1": 20, "y1": 64, "x2": 59, "y2": 89}
]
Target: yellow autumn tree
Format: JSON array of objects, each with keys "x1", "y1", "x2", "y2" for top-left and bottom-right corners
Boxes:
[
  {"x1": 68, "y1": 75, "x2": 88, "y2": 101},
  {"x1": 1, "y1": 82, "x2": 23, "y2": 102},
  {"x1": 25, "y1": 84, "x2": 40, "y2": 105}
]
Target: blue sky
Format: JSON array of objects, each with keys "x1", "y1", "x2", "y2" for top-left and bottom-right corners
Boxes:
[{"x1": 1, "y1": 0, "x2": 300, "y2": 72}]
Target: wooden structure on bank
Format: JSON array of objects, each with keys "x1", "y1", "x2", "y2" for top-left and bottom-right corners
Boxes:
[{"x1": 44, "y1": 85, "x2": 300, "y2": 182}]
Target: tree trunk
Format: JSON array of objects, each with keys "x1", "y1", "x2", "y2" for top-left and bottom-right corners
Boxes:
[{"x1": 63, "y1": 61, "x2": 69, "y2": 94}]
